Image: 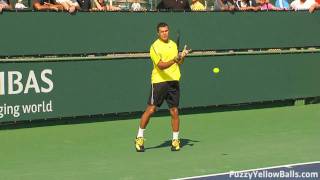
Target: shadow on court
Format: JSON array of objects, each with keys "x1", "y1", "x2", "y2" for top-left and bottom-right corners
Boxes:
[{"x1": 145, "y1": 138, "x2": 200, "y2": 150}]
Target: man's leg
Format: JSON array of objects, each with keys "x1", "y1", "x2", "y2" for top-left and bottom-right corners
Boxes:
[
  {"x1": 166, "y1": 81, "x2": 181, "y2": 151},
  {"x1": 139, "y1": 105, "x2": 157, "y2": 129},
  {"x1": 137, "y1": 105, "x2": 156, "y2": 138},
  {"x1": 135, "y1": 82, "x2": 165, "y2": 152},
  {"x1": 169, "y1": 107, "x2": 179, "y2": 132},
  {"x1": 138, "y1": 82, "x2": 165, "y2": 137},
  {"x1": 135, "y1": 105, "x2": 156, "y2": 152},
  {"x1": 170, "y1": 107, "x2": 181, "y2": 151}
]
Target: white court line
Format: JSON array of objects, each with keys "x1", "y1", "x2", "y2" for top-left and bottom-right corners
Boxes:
[{"x1": 172, "y1": 161, "x2": 320, "y2": 180}]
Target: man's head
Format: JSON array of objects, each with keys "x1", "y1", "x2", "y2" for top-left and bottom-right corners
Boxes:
[{"x1": 157, "y1": 22, "x2": 169, "y2": 42}]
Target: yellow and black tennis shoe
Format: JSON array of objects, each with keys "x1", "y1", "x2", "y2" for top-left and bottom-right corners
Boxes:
[
  {"x1": 171, "y1": 139, "x2": 180, "y2": 151},
  {"x1": 135, "y1": 137, "x2": 145, "y2": 152}
]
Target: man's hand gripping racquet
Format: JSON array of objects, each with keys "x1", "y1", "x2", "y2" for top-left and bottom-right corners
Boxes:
[{"x1": 174, "y1": 45, "x2": 192, "y2": 65}]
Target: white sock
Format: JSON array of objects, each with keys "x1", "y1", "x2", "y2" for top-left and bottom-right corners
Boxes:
[
  {"x1": 173, "y1": 131, "x2": 179, "y2": 140},
  {"x1": 137, "y1": 127, "x2": 145, "y2": 138}
]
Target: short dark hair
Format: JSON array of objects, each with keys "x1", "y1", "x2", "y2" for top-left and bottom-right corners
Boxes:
[{"x1": 157, "y1": 22, "x2": 169, "y2": 32}]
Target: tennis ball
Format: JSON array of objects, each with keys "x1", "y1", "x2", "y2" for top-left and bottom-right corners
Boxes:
[{"x1": 213, "y1": 67, "x2": 220, "y2": 74}]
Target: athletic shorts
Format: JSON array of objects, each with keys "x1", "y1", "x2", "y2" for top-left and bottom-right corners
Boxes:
[{"x1": 147, "y1": 81, "x2": 180, "y2": 108}]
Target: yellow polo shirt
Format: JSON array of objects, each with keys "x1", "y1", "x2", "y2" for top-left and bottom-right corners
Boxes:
[{"x1": 150, "y1": 39, "x2": 181, "y2": 84}]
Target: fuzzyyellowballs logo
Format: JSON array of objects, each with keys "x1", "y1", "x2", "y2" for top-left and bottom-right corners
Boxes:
[{"x1": 0, "y1": 69, "x2": 53, "y2": 95}]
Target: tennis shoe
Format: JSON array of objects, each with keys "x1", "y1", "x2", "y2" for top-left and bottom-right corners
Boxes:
[
  {"x1": 135, "y1": 137, "x2": 145, "y2": 152},
  {"x1": 171, "y1": 139, "x2": 180, "y2": 151}
]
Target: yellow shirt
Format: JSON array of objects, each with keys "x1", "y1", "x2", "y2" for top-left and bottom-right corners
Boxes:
[
  {"x1": 191, "y1": 1, "x2": 206, "y2": 11},
  {"x1": 150, "y1": 39, "x2": 181, "y2": 84}
]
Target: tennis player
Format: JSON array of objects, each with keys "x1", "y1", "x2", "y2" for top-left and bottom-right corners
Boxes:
[{"x1": 135, "y1": 22, "x2": 190, "y2": 152}]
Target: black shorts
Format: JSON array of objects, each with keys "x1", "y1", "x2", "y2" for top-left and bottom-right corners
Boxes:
[{"x1": 147, "y1": 81, "x2": 180, "y2": 108}]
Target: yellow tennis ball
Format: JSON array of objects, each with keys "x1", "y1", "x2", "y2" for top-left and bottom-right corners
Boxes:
[{"x1": 213, "y1": 67, "x2": 220, "y2": 74}]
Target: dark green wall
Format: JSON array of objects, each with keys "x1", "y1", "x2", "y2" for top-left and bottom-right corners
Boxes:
[
  {"x1": 1, "y1": 11, "x2": 320, "y2": 56},
  {"x1": 1, "y1": 11, "x2": 319, "y2": 122},
  {"x1": 1, "y1": 53, "x2": 319, "y2": 122}
]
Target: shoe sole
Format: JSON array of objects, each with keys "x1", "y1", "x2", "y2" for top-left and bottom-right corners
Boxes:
[
  {"x1": 171, "y1": 147, "x2": 180, "y2": 151},
  {"x1": 135, "y1": 144, "x2": 145, "y2": 152}
]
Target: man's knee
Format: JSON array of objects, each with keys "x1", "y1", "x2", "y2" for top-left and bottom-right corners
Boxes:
[
  {"x1": 169, "y1": 107, "x2": 179, "y2": 116},
  {"x1": 146, "y1": 106, "x2": 156, "y2": 115}
]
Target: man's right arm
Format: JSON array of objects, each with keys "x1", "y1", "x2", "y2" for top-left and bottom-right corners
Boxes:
[
  {"x1": 150, "y1": 45, "x2": 178, "y2": 70},
  {"x1": 157, "y1": 59, "x2": 177, "y2": 70}
]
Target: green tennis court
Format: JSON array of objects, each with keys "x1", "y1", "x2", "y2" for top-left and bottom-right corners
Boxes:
[{"x1": 0, "y1": 103, "x2": 319, "y2": 180}]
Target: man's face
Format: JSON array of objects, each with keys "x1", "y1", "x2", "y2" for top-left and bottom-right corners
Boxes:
[{"x1": 158, "y1": 26, "x2": 169, "y2": 42}]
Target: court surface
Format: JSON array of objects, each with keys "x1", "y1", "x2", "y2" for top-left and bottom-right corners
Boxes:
[{"x1": 0, "y1": 104, "x2": 319, "y2": 180}]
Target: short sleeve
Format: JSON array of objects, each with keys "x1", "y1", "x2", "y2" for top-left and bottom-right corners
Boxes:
[{"x1": 150, "y1": 45, "x2": 161, "y2": 65}]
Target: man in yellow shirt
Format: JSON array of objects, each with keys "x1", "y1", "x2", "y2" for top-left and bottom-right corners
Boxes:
[{"x1": 135, "y1": 22, "x2": 190, "y2": 152}]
